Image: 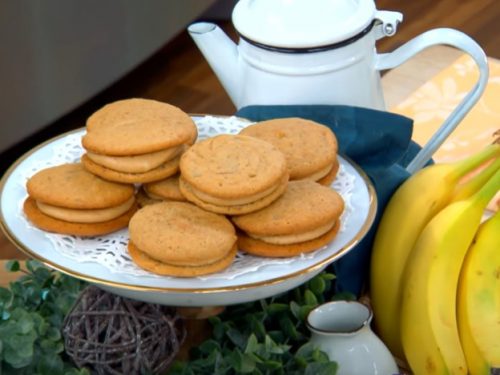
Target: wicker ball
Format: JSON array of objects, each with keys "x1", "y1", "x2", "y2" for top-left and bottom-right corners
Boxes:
[{"x1": 62, "y1": 286, "x2": 186, "y2": 375}]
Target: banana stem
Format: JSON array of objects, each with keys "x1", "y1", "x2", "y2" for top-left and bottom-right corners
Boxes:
[
  {"x1": 472, "y1": 167, "x2": 500, "y2": 207},
  {"x1": 452, "y1": 157, "x2": 500, "y2": 202},
  {"x1": 450, "y1": 144, "x2": 500, "y2": 181}
]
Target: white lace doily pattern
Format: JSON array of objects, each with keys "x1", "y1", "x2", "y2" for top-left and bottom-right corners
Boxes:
[{"x1": 17, "y1": 116, "x2": 356, "y2": 281}]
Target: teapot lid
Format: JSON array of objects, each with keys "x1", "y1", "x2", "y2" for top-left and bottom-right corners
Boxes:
[{"x1": 232, "y1": 0, "x2": 377, "y2": 49}]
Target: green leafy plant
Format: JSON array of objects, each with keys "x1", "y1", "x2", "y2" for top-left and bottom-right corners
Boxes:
[
  {"x1": 0, "y1": 260, "x2": 88, "y2": 375},
  {"x1": 169, "y1": 271, "x2": 351, "y2": 375},
  {"x1": 0, "y1": 261, "x2": 352, "y2": 375}
]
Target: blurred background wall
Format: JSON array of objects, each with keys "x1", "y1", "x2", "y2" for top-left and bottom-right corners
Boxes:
[{"x1": 0, "y1": 0, "x2": 225, "y2": 153}]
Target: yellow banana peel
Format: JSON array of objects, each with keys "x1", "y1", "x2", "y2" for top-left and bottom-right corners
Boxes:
[
  {"x1": 370, "y1": 144, "x2": 500, "y2": 360},
  {"x1": 458, "y1": 211, "x2": 500, "y2": 374},
  {"x1": 401, "y1": 168, "x2": 500, "y2": 375}
]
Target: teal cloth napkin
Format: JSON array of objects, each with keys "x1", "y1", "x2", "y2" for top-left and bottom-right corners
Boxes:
[{"x1": 235, "y1": 105, "x2": 419, "y2": 297}]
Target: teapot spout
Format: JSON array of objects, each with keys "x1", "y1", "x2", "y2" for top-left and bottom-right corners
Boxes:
[{"x1": 188, "y1": 22, "x2": 239, "y2": 106}]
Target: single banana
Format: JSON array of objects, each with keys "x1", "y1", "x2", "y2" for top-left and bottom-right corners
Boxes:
[
  {"x1": 400, "y1": 168, "x2": 500, "y2": 375},
  {"x1": 370, "y1": 144, "x2": 500, "y2": 360},
  {"x1": 457, "y1": 211, "x2": 500, "y2": 375}
]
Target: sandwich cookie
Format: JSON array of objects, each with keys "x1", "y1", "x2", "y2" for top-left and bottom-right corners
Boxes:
[
  {"x1": 232, "y1": 180, "x2": 344, "y2": 257},
  {"x1": 128, "y1": 201, "x2": 237, "y2": 277},
  {"x1": 24, "y1": 163, "x2": 137, "y2": 236},
  {"x1": 179, "y1": 134, "x2": 289, "y2": 215},
  {"x1": 136, "y1": 174, "x2": 187, "y2": 207},
  {"x1": 239, "y1": 117, "x2": 339, "y2": 185},
  {"x1": 81, "y1": 98, "x2": 197, "y2": 183}
]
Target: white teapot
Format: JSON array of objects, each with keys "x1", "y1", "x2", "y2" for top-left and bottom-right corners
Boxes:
[{"x1": 188, "y1": 0, "x2": 489, "y2": 173}]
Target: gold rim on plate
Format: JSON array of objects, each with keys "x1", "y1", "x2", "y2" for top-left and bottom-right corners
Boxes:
[{"x1": 0, "y1": 122, "x2": 377, "y2": 294}]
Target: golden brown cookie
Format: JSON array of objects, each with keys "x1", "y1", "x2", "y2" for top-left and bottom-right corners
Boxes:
[
  {"x1": 83, "y1": 98, "x2": 197, "y2": 156},
  {"x1": 86, "y1": 146, "x2": 183, "y2": 173},
  {"x1": 317, "y1": 159, "x2": 340, "y2": 186},
  {"x1": 27, "y1": 163, "x2": 134, "y2": 209},
  {"x1": 128, "y1": 201, "x2": 237, "y2": 276},
  {"x1": 24, "y1": 163, "x2": 137, "y2": 236},
  {"x1": 135, "y1": 188, "x2": 160, "y2": 207},
  {"x1": 81, "y1": 153, "x2": 180, "y2": 184},
  {"x1": 237, "y1": 220, "x2": 340, "y2": 257},
  {"x1": 239, "y1": 118, "x2": 338, "y2": 181},
  {"x1": 179, "y1": 134, "x2": 289, "y2": 214},
  {"x1": 128, "y1": 242, "x2": 237, "y2": 278},
  {"x1": 179, "y1": 174, "x2": 288, "y2": 215},
  {"x1": 23, "y1": 197, "x2": 138, "y2": 236},
  {"x1": 143, "y1": 174, "x2": 186, "y2": 202},
  {"x1": 81, "y1": 99, "x2": 196, "y2": 183},
  {"x1": 232, "y1": 180, "x2": 344, "y2": 257}
]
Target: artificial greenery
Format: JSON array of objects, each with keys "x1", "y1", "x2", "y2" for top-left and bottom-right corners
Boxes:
[
  {"x1": 0, "y1": 260, "x2": 88, "y2": 375},
  {"x1": 169, "y1": 271, "x2": 352, "y2": 375},
  {"x1": 0, "y1": 260, "x2": 351, "y2": 375}
]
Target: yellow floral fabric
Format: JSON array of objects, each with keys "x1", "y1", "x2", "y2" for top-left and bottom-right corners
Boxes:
[{"x1": 392, "y1": 54, "x2": 500, "y2": 163}]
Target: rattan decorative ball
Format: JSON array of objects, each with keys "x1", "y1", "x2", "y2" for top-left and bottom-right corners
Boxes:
[{"x1": 62, "y1": 286, "x2": 186, "y2": 375}]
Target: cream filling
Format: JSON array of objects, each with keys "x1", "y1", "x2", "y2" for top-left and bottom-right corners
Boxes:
[
  {"x1": 36, "y1": 196, "x2": 135, "y2": 223},
  {"x1": 249, "y1": 221, "x2": 336, "y2": 245},
  {"x1": 299, "y1": 163, "x2": 335, "y2": 182},
  {"x1": 187, "y1": 174, "x2": 288, "y2": 206},
  {"x1": 86, "y1": 146, "x2": 182, "y2": 173}
]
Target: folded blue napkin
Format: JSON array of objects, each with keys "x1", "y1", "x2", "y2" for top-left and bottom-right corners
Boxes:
[{"x1": 236, "y1": 105, "x2": 420, "y2": 297}]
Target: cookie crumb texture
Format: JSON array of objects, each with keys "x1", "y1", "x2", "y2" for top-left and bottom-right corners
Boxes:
[
  {"x1": 232, "y1": 180, "x2": 344, "y2": 236},
  {"x1": 26, "y1": 163, "x2": 134, "y2": 209},
  {"x1": 180, "y1": 134, "x2": 287, "y2": 199},
  {"x1": 128, "y1": 202, "x2": 237, "y2": 267},
  {"x1": 82, "y1": 98, "x2": 197, "y2": 156},
  {"x1": 232, "y1": 180, "x2": 345, "y2": 257},
  {"x1": 239, "y1": 118, "x2": 338, "y2": 180}
]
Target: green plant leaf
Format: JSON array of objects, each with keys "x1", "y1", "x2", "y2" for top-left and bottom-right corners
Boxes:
[
  {"x1": 289, "y1": 301, "x2": 301, "y2": 320},
  {"x1": 245, "y1": 333, "x2": 259, "y2": 354},
  {"x1": 248, "y1": 314, "x2": 266, "y2": 340},
  {"x1": 299, "y1": 304, "x2": 315, "y2": 322},
  {"x1": 309, "y1": 276, "x2": 325, "y2": 296},
  {"x1": 321, "y1": 272, "x2": 336, "y2": 281},
  {"x1": 295, "y1": 342, "x2": 315, "y2": 358},
  {"x1": 230, "y1": 350, "x2": 256, "y2": 373},
  {"x1": 0, "y1": 261, "x2": 86, "y2": 372},
  {"x1": 303, "y1": 290, "x2": 318, "y2": 306},
  {"x1": 26, "y1": 260, "x2": 43, "y2": 273},
  {"x1": 279, "y1": 317, "x2": 299, "y2": 341},
  {"x1": 264, "y1": 335, "x2": 290, "y2": 355},
  {"x1": 266, "y1": 303, "x2": 289, "y2": 315},
  {"x1": 226, "y1": 328, "x2": 248, "y2": 350},
  {"x1": 198, "y1": 339, "x2": 221, "y2": 355},
  {"x1": 37, "y1": 353, "x2": 64, "y2": 375},
  {"x1": 5, "y1": 260, "x2": 20, "y2": 272},
  {"x1": 304, "y1": 362, "x2": 338, "y2": 375}
]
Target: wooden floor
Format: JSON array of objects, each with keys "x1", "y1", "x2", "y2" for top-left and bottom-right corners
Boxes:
[{"x1": 1, "y1": 0, "x2": 500, "y2": 260}]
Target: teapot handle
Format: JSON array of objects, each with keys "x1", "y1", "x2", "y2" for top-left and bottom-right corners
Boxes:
[{"x1": 375, "y1": 28, "x2": 489, "y2": 174}]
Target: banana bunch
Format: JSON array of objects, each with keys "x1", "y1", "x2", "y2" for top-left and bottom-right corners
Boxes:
[
  {"x1": 457, "y1": 211, "x2": 500, "y2": 375},
  {"x1": 370, "y1": 144, "x2": 500, "y2": 361},
  {"x1": 400, "y1": 164, "x2": 500, "y2": 374}
]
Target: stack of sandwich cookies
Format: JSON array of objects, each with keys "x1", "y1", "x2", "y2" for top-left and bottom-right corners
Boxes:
[
  {"x1": 232, "y1": 180, "x2": 344, "y2": 257},
  {"x1": 81, "y1": 98, "x2": 197, "y2": 183},
  {"x1": 128, "y1": 202, "x2": 237, "y2": 277},
  {"x1": 239, "y1": 118, "x2": 339, "y2": 185},
  {"x1": 136, "y1": 174, "x2": 187, "y2": 207},
  {"x1": 24, "y1": 163, "x2": 137, "y2": 236},
  {"x1": 179, "y1": 134, "x2": 289, "y2": 215}
]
